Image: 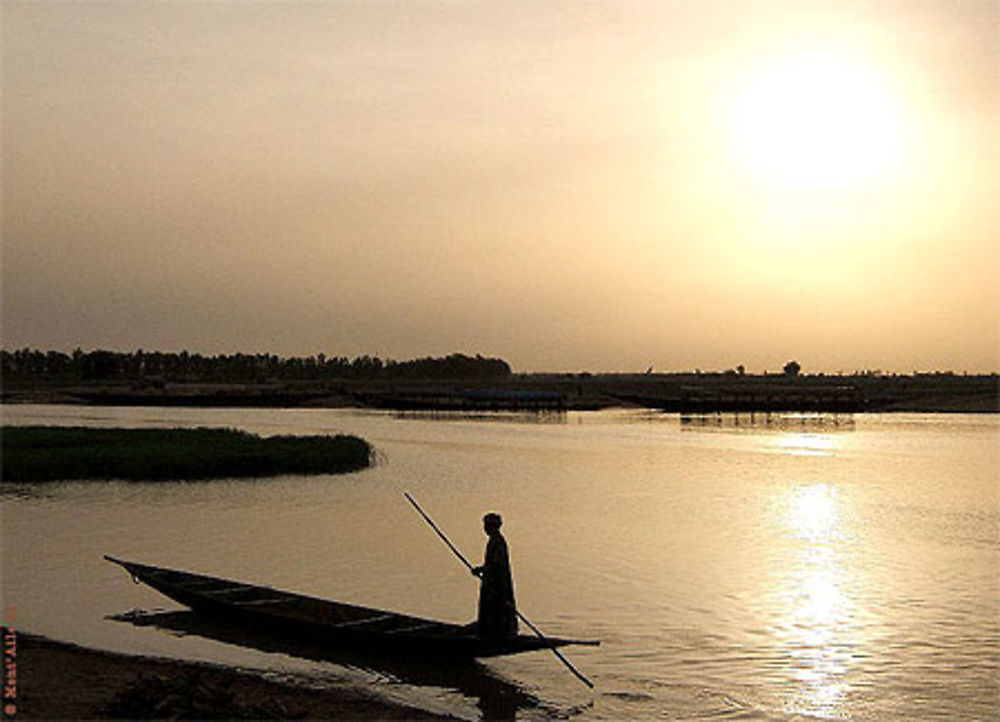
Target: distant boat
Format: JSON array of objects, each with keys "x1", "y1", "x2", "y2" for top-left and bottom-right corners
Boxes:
[{"x1": 105, "y1": 556, "x2": 598, "y2": 659}]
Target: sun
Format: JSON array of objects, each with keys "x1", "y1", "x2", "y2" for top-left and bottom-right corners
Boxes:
[{"x1": 733, "y1": 52, "x2": 902, "y2": 190}]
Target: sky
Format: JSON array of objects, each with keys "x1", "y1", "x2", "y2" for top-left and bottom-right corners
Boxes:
[{"x1": 3, "y1": 0, "x2": 997, "y2": 373}]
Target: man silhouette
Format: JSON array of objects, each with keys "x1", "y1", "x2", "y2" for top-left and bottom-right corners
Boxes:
[{"x1": 471, "y1": 512, "x2": 518, "y2": 639}]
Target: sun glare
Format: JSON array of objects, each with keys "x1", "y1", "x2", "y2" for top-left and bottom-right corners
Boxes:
[
  {"x1": 734, "y1": 53, "x2": 902, "y2": 189},
  {"x1": 776, "y1": 482, "x2": 855, "y2": 718},
  {"x1": 786, "y1": 484, "x2": 839, "y2": 541}
]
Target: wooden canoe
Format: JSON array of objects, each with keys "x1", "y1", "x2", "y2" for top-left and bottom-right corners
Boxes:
[{"x1": 105, "y1": 556, "x2": 599, "y2": 659}]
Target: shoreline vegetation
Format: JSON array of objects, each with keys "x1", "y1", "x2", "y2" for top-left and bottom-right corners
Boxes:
[
  {"x1": 0, "y1": 427, "x2": 373, "y2": 483},
  {"x1": 1, "y1": 348, "x2": 997, "y2": 413},
  {"x1": 10, "y1": 631, "x2": 452, "y2": 720}
]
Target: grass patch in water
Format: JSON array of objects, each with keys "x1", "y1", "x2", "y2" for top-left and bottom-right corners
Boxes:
[{"x1": 1, "y1": 426, "x2": 373, "y2": 482}]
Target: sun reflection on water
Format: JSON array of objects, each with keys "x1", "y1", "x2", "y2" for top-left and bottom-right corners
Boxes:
[
  {"x1": 775, "y1": 482, "x2": 856, "y2": 718},
  {"x1": 788, "y1": 484, "x2": 838, "y2": 539},
  {"x1": 775, "y1": 433, "x2": 837, "y2": 457}
]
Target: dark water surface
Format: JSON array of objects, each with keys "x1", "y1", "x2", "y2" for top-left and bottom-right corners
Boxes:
[{"x1": 2, "y1": 406, "x2": 997, "y2": 720}]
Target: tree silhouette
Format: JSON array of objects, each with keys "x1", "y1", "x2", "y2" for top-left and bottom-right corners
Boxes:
[{"x1": 0, "y1": 348, "x2": 512, "y2": 382}]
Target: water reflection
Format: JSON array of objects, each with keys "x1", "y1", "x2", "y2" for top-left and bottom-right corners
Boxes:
[
  {"x1": 108, "y1": 609, "x2": 542, "y2": 721},
  {"x1": 392, "y1": 410, "x2": 568, "y2": 424},
  {"x1": 775, "y1": 482, "x2": 855, "y2": 718},
  {"x1": 680, "y1": 412, "x2": 855, "y2": 432},
  {"x1": 787, "y1": 485, "x2": 839, "y2": 540},
  {"x1": 776, "y1": 433, "x2": 837, "y2": 457}
]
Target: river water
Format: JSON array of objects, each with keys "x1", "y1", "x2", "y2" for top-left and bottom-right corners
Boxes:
[{"x1": 1, "y1": 405, "x2": 997, "y2": 720}]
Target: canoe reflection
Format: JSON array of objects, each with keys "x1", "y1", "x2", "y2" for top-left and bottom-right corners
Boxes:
[{"x1": 108, "y1": 608, "x2": 541, "y2": 720}]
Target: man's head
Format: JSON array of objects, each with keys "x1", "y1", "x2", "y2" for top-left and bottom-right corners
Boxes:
[{"x1": 483, "y1": 512, "x2": 503, "y2": 534}]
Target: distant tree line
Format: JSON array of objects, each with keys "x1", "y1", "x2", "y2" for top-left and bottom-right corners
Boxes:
[{"x1": 0, "y1": 348, "x2": 512, "y2": 383}]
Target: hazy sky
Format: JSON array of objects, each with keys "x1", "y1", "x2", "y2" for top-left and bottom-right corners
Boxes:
[{"x1": 3, "y1": 1, "x2": 997, "y2": 373}]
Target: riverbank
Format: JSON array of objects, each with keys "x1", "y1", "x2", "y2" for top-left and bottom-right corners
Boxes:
[
  {"x1": 8, "y1": 631, "x2": 453, "y2": 720},
  {"x1": 1, "y1": 427, "x2": 373, "y2": 482},
  {"x1": 3, "y1": 372, "x2": 996, "y2": 413}
]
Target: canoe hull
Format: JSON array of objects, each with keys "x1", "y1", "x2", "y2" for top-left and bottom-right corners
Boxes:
[{"x1": 105, "y1": 556, "x2": 597, "y2": 659}]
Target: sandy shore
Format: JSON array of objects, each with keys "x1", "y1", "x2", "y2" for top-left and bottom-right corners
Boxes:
[{"x1": 7, "y1": 630, "x2": 454, "y2": 720}]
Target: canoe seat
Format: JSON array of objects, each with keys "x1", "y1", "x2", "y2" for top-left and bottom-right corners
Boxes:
[
  {"x1": 382, "y1": 622, "x2": 446, "y2": 635},
  {"x1": 325, "y1": 613, "x2": 396, "y2": 629},
  {"x1": 231, "y1": 597, "x2": 287, "y2": 607},
  {"x1": 198, "y1": 585, "x2": 254, "y2": 596}
]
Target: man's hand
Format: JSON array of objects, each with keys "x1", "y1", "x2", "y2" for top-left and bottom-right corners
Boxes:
[{"x1": 471, "y1": 566, "x2": 484, "y2": 578}]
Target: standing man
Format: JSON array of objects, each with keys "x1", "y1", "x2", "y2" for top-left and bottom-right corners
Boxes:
[{"x1": 471, "y1": 512, "x2": 518, "y2": 639}]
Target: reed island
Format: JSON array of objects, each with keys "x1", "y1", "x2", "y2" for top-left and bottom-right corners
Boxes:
[{"x1": 0, "y1": 426, "x2": 373, "y2": 483}]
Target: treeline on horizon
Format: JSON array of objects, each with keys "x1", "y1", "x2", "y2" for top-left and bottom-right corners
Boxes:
[{"x1": 0, "y1": 348, "x2": 512, "y2": 382}]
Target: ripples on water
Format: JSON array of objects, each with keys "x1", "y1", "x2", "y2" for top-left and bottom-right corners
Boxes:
[{"x1": 2, "y1": 407, "x2": 998, "y2": 720}]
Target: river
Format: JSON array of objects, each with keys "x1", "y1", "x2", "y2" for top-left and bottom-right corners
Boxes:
[{"x1": 2, "y1": 405, "x2": 997, "y2": 720}]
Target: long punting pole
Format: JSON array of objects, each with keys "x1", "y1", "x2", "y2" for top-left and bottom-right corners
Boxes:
[{"x1": 403, "y1": 492, "x2": 595, "y2": 690}]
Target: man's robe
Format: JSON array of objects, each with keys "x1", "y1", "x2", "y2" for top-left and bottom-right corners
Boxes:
[{"x1": 477, "y1": 533, "x2": 517, "y2": 639}]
